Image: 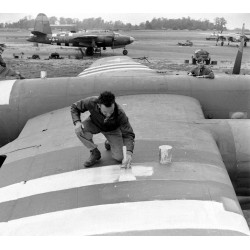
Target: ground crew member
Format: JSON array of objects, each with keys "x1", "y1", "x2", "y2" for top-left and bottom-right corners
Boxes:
[
  {"x1": 188, "y1": 57, "x2": 215, "y2": 79},
  {"x1": 71, "y1": 91, "x2": 135, "y2": 168},
  {"x1": 0, "y1": 46, "x2": 25, "y2": 79}
]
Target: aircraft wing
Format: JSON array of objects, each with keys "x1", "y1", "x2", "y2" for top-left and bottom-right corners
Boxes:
[
  {"x1": 71, "y1": 32, "x2": 114, "y2": 43},
  {"x1": 71, "y1": 34, "x2": 99, "y2": 43},
  {"x1": 0, "y1": 91, "x2": 249, "y2": 235}
]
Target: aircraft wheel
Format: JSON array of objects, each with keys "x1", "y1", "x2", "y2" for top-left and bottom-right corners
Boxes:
[
  {"x1": 221, "y1": 41, "x2": 224, "y2": 46},
  {"x1": 86, "y1": 47, "x2": 94, "y2": 56},
  {"x1": 123, "y1": 49, "x2": 128, "y2": 55}
]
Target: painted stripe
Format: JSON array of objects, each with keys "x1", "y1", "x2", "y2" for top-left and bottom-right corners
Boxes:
[
  {"x1": 81, "y1": 64, "x2": 149, "y2": 75},
  {"x1": 83, "y1": 62, "x2": 143, "y2": 72},
  {"x1": 0, "y1": 200, "x2": 249, "y2": 235},
  {"x1": 79, "y1": 65, "x2": 150, "y2": 76},
  {"x1": 0, "y1": 80, "x2": 15, "y2": 105},
  {"x1": 0, "y1": 165, "x2": 153, "y2": 203},
  {"x1": 78, "y1": 67, "x2": 153, "y2": 77}
]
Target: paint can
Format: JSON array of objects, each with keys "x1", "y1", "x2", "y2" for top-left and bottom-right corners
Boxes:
[
  {"x1": 40, "y1": 71, "x2": 47, "y2": 79},
  {"x1": 159, "y1": 145, "x2": 172, "y2": 164}
]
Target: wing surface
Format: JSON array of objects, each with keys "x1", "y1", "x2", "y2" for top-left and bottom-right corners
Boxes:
[
  {"x1": 78, "y1": 56, "x2": 155, "y2": 77},
  {"x1": 0, "y1": 94, "x2": 249, "y2": 235}
]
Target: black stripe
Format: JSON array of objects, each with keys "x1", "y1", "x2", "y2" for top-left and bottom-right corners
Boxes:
[{"x1": 0, "y1": 180, "x2": 239, "y2": 222}]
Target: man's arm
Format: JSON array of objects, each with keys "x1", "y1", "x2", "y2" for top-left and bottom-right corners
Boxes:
[
  {"x1": 201, "y1": 68, "x2": 215, "y2": 79},
  {"x1": 187, "y1": 67, "x2": 196, "y2": 76},
  {"x1": 0, "y1": 56, "x2": 6, "y2": 67},
  {"x1": 70, "y1": 97, "x2": 92, "y2": 125},
  {"x1": 119, "y1": 113, "x2": 135, "y2": 154}
]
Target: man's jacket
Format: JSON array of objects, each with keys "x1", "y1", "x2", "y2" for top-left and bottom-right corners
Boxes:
[
  {"x1": 71, "y1": 96, "x2": 135, "y2": 153},
  {"x1": 0, "y1": 55, "x2": 7, "y2": 74},
  {"x1": 190, "y1": 66, "x2": 214, "y2": 79}
]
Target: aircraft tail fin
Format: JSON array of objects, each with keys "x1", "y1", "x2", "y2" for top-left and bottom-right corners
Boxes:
[
  {"x1": 31, "y1": 13, "x2": 52, "y2": 36},
  {"x1": 232, "y1": 23, "x2": 245, "y2": 74}
]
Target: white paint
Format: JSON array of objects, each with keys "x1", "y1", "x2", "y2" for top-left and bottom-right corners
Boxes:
[
  {"x1": 0, "y1": 80, "x2": 15, "y2": 105},
  {"x1": 0, "y1": 200, "x2": 249, "y2": 235},
  {"x1": 0, "y1": 165, "x2": 153, "y2": 203},
  {"x1": 78, "y1": 67, "x2": 153, "y2": 77},
  {"x1": 80, "y1": 64, "x2": 148, "y2": 75},
  {"x1": 159, "y1": 145, "x2": 172, "y2": 164},
  {"x1": 83, "y1": 62, "x2": 144, "y2": 72}
]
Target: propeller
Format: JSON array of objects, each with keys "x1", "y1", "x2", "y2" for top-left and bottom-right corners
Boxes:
[{"x1": 232, "y1": 23, "x2": 245, "y2": 74}]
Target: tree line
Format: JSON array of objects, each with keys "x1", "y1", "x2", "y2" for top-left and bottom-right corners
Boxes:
[{"x1": 0, "y1": 15, "x2": 228, "y2": 32}]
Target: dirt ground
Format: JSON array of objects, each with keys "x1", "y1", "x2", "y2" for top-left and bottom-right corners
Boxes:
[{"x1": 1, "y1": 29, "x2": 250, "y2": 79}]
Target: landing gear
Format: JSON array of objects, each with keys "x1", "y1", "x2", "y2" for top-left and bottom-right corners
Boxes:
[
  {"x1": 123, "y1": 49, "x2": 128, "y2": 55},
  {"x1": 86, "y1": 47, "x2": 94, "y2": 56},
  {"x1": 221, "y1": 41, "x2": 224, "y2": 46}
]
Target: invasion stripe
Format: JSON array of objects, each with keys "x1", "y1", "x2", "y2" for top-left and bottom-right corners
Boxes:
[
  {"x1": 78, "y1": 67, "x2": 153, "y2": 77},
  {"x1": 0, "y1": 165, "x2": 153, "y2": 203},
  {"x1": 80, "y1": 65, "x2": 149, "y2": 75},
  {"x1": 0, "y1": 180, "x2": 239, "y2": 222},
  {"x1": 0, "y1": 200, "x2": 249, "y2": 235},
  {"x1": 0, "y1": 80, "x2": 15, "y2": 105},
  {"x1": 83, "y1": 62, "x2": 146, "y2": 72}
]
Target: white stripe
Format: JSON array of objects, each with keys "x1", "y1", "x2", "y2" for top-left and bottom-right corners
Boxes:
[
  {"x1": 78, "y1": 68, "x2": 153, "y2": 77},
  {"x1": 81, "y1": 64, "x2": 148, "y2": 75},
  {"x1": 83, "y1": 62, "x2": 143, "y2": 72},
  {"x1": 0, "y1": 80, "x2": 15, "y2": 105},
  {"x1": 0, "y1": 200, "x2": 249, "y2": 235},
  {"x1": 0, "y1": 165, "x2": 153, "y2": 203}
]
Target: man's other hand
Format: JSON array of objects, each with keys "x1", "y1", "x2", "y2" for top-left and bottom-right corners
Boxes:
[{"x1": 74, "y1": 121, "x2": 83, "y2": 133}]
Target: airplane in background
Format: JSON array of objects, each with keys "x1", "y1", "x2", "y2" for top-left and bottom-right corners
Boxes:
[
  {"x1": 205, "y1": 25, "x2": 249, "y2": 47},
  {"x1": 27, "y1": 13, "x2": 135, "y2": 56},
  {"x1": 0, "y1": 26, "x2": 250, "y2": 235}
]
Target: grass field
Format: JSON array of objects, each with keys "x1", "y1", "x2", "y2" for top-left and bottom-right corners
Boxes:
[{"x1": 1, "y1": 29, "x2": 250, "y2": 79}]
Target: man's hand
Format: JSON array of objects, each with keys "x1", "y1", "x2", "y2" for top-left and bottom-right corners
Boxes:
[
  {"x1": 122, "y1": 153, "x2": 132, "y2": 169},
  {"x1": 74, "y1": 121, "x2": 83, "y2": 133}
]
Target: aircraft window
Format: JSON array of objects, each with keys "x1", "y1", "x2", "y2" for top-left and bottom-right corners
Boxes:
[{"x1": 0, "y1": 155, "x2": 7, "y2": 168}]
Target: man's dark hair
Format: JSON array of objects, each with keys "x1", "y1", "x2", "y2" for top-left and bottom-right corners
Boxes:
[{"x1": 98, "y1": 91, "x2": 115, "y2": 107}]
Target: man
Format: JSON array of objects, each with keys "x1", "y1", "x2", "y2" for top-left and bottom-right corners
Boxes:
[
  {"x1": 71, "y1": 91, "x2": 135, "y2": 168},
  {"x1": 0, "y1": 46, "x2": 25, "y2": 79},
  {"x1": 188, "y1": 58, "x2": 215, "y2": 79}
]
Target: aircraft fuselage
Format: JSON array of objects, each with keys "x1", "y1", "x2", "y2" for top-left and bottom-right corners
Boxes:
[
  {"x1": 27, "y1": 32, "x2": 134, "y2": 49},
  {"x1": 1, "y1": 75, "x2": 250, "y2": 147}
]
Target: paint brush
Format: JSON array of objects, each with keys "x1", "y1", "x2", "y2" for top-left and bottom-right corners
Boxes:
[{"x1": 118, "y1": 146, "x2": 136, "y2": 181}]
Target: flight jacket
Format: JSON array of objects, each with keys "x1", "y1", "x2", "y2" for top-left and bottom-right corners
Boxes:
[{"x1": 71, "y1": 96, "x2": 135, "y2": 153}]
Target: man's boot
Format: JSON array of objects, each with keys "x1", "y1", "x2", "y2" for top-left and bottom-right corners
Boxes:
[
  {"x1": 104, "y1": 140, "x2": 111, "y2": 151},
  {"x1": 84, "y1": 148, "x2": 101, "y2": 167}
]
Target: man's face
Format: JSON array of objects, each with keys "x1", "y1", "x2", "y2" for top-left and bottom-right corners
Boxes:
[
  {"x1": 99, "y1": 103, "x2": 115, "y2": 118},
  {"x1": 197, "y1": 61, "x2": 204, "y2": 69}
]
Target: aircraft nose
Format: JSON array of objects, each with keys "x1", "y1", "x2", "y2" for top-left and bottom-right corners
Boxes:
[{"x1": 130, "y1": 36, "x2": 135, "y2": 44}]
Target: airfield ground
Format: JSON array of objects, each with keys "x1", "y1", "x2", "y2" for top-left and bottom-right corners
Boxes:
[{"x1": 1, "y1": 29, "x2": 250, "y2": 79}]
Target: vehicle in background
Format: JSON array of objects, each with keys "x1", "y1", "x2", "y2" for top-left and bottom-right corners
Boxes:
[
  {"x1": 192, "y1": 49, "x2": 211, "y2": 65},
  {"x1": 177, "y1": 40, "x2": 193, "y2": 46}
]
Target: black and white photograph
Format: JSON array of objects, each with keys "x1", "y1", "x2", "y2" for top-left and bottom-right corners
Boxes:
[{"x1": 0, "y1": 0, "x2": 250, "y2": 248}]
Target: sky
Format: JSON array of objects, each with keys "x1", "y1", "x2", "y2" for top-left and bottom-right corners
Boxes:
[{"x1": 1, "y1": 0, "x2": 250, "y2": 29}]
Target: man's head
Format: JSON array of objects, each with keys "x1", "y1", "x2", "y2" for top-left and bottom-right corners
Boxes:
[
  {"x1": 196, "y1": 58, "x2": 205, "y2": 68},
  {"x1": 98, "y1": 91, "x2": 115, "y2": 118}
]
